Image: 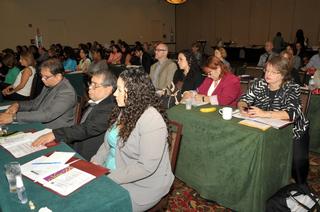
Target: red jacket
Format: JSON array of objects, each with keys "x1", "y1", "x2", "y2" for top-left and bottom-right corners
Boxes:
[{"x1": 197, "y1": 72, "x2": 241, "y2": 107}]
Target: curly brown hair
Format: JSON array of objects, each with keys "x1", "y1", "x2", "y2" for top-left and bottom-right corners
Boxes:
[{"x1": 108, "y1": 68, "x2": 170, "y2": 144}]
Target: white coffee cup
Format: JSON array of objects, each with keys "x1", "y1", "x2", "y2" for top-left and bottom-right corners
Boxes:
[{"x1": 219, "y1": 107, "x2": 233, "y2": 120}]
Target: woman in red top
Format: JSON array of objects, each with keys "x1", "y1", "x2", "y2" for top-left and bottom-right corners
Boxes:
[{"x1": 184, "y1": 56, "x2": 241, "y2": 107}]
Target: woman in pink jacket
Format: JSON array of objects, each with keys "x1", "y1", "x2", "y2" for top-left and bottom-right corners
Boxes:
[{"x1": 184, "y1": 56, "x2": 241, "y2": 107}]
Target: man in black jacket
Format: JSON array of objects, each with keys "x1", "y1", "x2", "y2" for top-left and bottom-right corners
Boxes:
[{"x1": 32, "y1": 67, "x2": 116, "y2": 160}]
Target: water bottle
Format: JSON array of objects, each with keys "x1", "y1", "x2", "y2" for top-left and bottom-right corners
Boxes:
[
  {"x1": 16, "y1": 175, "x2": 28, "y2": 204},
  {"x1": 308, "y1": 76, "x2": 315, "y2": 90}
]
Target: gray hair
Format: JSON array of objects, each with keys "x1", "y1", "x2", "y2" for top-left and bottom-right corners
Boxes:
[
  {"x1": 92, "y1": 68, "x2": 117, "y2": 92},
  {"x1": 88, "y1": 60, "x2": 109, "y2": 76}
]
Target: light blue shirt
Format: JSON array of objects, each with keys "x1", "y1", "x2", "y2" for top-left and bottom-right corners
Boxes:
[
  {"x1": 104, "y1": 125, "x2": 119, "y2": 170},
  {"x1": 63, "y1": 58, "x2": 77, "y2": 72}
]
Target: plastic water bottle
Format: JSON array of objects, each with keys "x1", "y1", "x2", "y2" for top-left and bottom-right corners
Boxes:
[
  {"x1": 308, "y1": 76, "x2": 315, "y2": 90},
  {"x1": 16, "y1": 175, "x2": 28, "y2": 204}
]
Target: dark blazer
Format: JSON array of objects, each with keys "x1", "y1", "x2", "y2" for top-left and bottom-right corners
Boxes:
[
  {"x1": 17, "y1": 78, "x2": 76, "y2": 129},
  {"x1": 141, "y1": 52, "x2": 153, "y2": 74},
  {"x1": 52, "y1": 96, "x2": 115, "y2": 160}
]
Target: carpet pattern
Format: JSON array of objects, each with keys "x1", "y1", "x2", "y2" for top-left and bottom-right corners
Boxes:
[{"x1": 166, "y1": 152, "x2": 320, "y2": 211}]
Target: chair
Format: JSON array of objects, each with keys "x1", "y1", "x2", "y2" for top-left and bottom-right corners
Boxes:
[
  {"x1": 29, "y1": 72, "x2": 44, "y2": 100},
  {"x1": 245, "y1": 66, "x2": 264, "y2": 79},
  {"x1": 240, "y1": 80, "x2": 251, "y2": 93},
  {"x1": 300, "y1": 88, "x2": 311, "y2": 116},
  {"x1": 148, "y1": 120, "x2": 183, "y2": 212},
  {"x1": 74, "y1": 96, "x2": 86, "y2": 124}
]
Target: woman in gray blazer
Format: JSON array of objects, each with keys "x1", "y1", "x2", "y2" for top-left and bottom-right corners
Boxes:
[{"x1": 91, "y1": 68, "x2": 174, "y2": 212}]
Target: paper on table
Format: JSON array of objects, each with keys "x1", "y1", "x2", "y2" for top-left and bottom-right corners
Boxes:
[
  {"x1": 0, "y1": 129, "x2": 53, "y2": 158},
  {"x1": 239, "y1": 120, "x2": 271, "y2": 131},
  {"x1": 21, "y1": 156, "x2": 69, "y2": 181},
  {"x1": 180, "y1": 99, "x2": 208, "y2": 107},
  {"x1": 0, "y1": 105, "x2": 10, "y2": 111},
  {"x1": 42, "y1": 167, "x2": 95, "y2": 196},
  {"x1": 233, "y1": 110, "x2": 291, "y2": 129},
  {"x1": 44, "y1": 152, "x2": 75, "y2": 164}
]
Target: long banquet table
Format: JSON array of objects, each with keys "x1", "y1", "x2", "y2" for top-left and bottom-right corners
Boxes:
[
  {"x1": 167, "y1": 104, "x2": 293, "y2": 212},
  {"x1": 0, "y1": 123, "x2": 132, "y2": 212}
]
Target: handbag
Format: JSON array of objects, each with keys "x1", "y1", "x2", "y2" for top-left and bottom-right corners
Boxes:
[
  {"x1": 159, "y1": 82, "x2": 181, "y2": 109},
  {"x1": 266, "y1": 183, "x2": 320, "y2": 212}
]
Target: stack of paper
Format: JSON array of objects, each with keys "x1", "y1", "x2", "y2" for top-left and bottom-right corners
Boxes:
[
  {"x1": 233, "y1": 110, "x2": 292, "y2": 129},
  {"x1": 0, "y1": 129, "x2": 53, "y2": 158}
]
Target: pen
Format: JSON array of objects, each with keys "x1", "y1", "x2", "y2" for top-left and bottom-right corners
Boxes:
[
  {"x1": 31, "y1": 170, "x2": 39, "y2": 175},
  {"x1": 31, "y1": 162, "x2": 62, "y2": 165}
]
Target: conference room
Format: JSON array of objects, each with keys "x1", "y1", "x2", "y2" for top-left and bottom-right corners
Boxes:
[{"x1": 1, "y1": 0, "x2": 320, "y2": 211}]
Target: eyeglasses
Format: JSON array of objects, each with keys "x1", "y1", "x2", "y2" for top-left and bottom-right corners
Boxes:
[
  {"x1": 41, "y1": 74, "x2": 55, "y2": 81},
  {"x1": 155, "y1": 49, "x2": 167, "y2": 52},
  {"x1": 88, "y1": 82, "x2": 105, "y2": 89},
  {"x1": 265, "y1": 69, "x2": 281, "y2": 75}
]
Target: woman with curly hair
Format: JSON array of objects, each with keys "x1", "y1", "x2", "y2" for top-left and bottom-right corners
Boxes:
[{"x1": 91, "y1": 68, "x2": 174, "y2": 211}]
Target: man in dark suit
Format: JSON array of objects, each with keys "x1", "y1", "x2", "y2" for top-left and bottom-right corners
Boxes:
[
  {"x1": 0, "y1": 59, "x2": 76, "y2": 129},
  {"x1": 134, "y1": 45, "x2": 153, "y2": 74},
  {"x1": 32, "y1": 67, "x2": 116, "y2": 160}
]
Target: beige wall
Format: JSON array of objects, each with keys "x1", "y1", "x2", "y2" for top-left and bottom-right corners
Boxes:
[
  {"x1": 0, "y1": 0, "x2": 175, "y2": 50},
  {"x1": 176, "y1": 0, "x2": 320, "y2": 53}
]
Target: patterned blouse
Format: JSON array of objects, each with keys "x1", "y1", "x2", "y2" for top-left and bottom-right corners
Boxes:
[{"x1": 239, "y1": 79, "x2": 309, "y2": 140}]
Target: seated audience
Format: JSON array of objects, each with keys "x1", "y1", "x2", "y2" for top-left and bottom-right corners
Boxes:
[
  {"x1": 2, "y1": 51, "x2": 36, "y2": 100},
  {"x1": 77, "y1": 46, "x2": 91, "y2": 72},
  {"x1": 0, "y1": 59, "x2": 76, "y2": 129},
  {"x1": 32, "y1": 67, "x2": 116, "y2": 160},
  {"x1": 257, "y1": 41, "x2": 278, "y2": 67},
  {"x1": 280, "y1": 49, "x2": 302, "y2": 85},
  {"x1": 107, "y1": 45, "x2": 122, "y2": 64},
  {"x1": 150, "y1": 42, "x2": 177, "y2": 90},
  {"x1": 183, "y1": 56, "x2": 241, "y2": 107},
  {"x1": 238, "y1": 56, "x2": 309, "y2": 185},
  {"x1": 91, "y1": 48, "x2": 105, "y2": 64},
  {"x1": 0, "y1": 53, "x2": 20, "y2": 90},
  {"x1": 63, "y1": 46, "x2": 77, "y2": 72},
  {"x1": 306, "y1": 48, "x2": 320, "y2": 69},
  {"x1": 37, "y1": 47, "x2": 49, "y2": 64},
  {"x1": 173, "y1": 49, "x2": 203, "y2": 93},
  {"x1": 91, "y1": 68, "x2": 174, "y2": 211},
  {"x1": 214, "y1": 47, "x2": 230, "y2": 69},
  {"x1": 191, "y1": 42, "x2": 202, "y2": 66},
  {"x1": 272, "y1": 32, "x2": 285, "y2": 53},
  {"x1": 134, "y1": 45, "x2": 152, "y2": 73},
  {"x1": 120, "y1": 43, "x2": 132, "y2": 65}
]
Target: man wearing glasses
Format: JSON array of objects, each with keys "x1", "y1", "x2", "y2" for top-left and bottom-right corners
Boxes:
[
  {"x1": 0, "y1": 59, "x2": 76, "y2": 129},
  {"x1": 32, "y1": 66, "x2": 116, "y2": 160},
  {"x1": 150, "y1": 42, "x2": 177, "y2": 90}
]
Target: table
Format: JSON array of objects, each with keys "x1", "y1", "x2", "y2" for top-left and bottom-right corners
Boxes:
[
  {"x1": 167, "y1": 105, "x2": 293, "y2": 212},
  {"x1": 0, "y1": 123, "x2": 132, "y2": 212},
  {"x1": 308, "y1": 94, "x2": 320, "y2": 153}
]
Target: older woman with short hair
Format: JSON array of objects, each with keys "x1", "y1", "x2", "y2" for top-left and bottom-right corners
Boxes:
[{"x1": 238, "y1": 56, "x2": 309, "y2": 185}]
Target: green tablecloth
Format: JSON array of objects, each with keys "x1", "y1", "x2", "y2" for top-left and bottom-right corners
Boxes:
[
  {"x1": 168, "y1": 105, "x2": 293, "y2": 212},
  {"x1": 309, "y1": 94, "x2": 320, "y2": 153},
  {"x1": 0, "y1": 123, "x2": 132, "y2": 212}
]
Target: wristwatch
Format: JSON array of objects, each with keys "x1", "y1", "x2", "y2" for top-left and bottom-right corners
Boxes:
[{"x1": 12, "y1": 114, "x2": 17, "y2": 122}]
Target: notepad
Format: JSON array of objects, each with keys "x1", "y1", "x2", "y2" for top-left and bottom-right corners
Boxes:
[{"x1": 239, "y1": 120, "x2": 271, "y2": 131}]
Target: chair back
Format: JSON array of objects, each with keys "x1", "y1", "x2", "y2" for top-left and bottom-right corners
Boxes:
[
  {"x1": 245, "y1": 66, "x2": 264, "y2": 79},
  {"x1": 29, "y1": 72, "x2": 43, "y2": 100},
  {"x1": 74, "y1": 96, "x2": 86, "y2": 124},
  {"x1": 300, "y1": 88, "x2": 311, "y2": 116},
  {"x1": 168, "y1": 120, "x2": 183, "y2": 174},
  {"x1": 240, "y1": 80, "x2": 251, "y2": 93}
]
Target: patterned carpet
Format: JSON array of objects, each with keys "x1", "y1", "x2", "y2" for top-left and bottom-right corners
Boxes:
[{"x1": 166, "y1": 152, "x2": 320, "y2": 211}]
